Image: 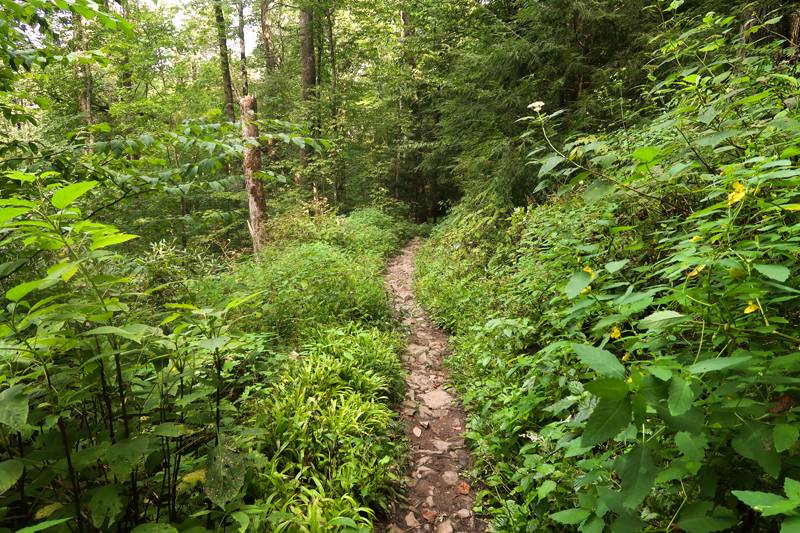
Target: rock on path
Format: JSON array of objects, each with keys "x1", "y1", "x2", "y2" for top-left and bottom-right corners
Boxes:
[{"x1": 379, "y1": 238, "x2": 486, "y2": 533}]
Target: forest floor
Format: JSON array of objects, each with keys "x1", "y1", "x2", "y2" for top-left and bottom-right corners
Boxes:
[{"x1": 379, "y1": 238, "x2": 488, "y2": 533}]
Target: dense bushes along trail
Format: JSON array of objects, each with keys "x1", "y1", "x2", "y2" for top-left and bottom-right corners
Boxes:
[{"x1": 381, "y1": 239, "x2": 487, "y2": 533}]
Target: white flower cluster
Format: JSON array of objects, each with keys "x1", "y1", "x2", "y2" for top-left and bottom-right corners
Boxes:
[{"x1": 527, "y1": 101, "x2": 544, "y2": 112}]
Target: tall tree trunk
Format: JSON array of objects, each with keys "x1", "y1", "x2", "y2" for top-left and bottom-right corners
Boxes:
[
  {"x1": 260, "y1": 1, "x2": 277, "y2": 73},
  {"x1": 240, "y1": 95, "x2": 269, "y2": 254},
  {"x1": 214, "y1": 1, "x2": 236, "y2": 123},
  {"x1": 298, "y1": 8, "x2": 316, "y2": 186},
  {"x1": 73, "y1": 13, "x2": 93, "y2": 140},
  {"x1": 326, "y1": 9, "x2": 337, "y2": 119},
  {"x1": 237, "y1": 0, "x2": 248, "y2": 96}
]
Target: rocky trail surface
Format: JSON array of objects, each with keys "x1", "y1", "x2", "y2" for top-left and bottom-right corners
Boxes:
[{"x1": 379, "y1": 238, "x2": 487, "y2": 533}]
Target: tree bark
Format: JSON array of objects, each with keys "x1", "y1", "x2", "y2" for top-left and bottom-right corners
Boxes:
[
  {"x1": 73, "y1": 13, "x2": 93, "y2": 137},
  {"x1": 240, "y1": 95, "x2": 269, "y2": 254},
  {"x1": 214, "y1": 1, "x2": 236, "y2": 123},
  {"x1": 260, "y1": 1, "x2": 277, "y2": 73},
  {"x1": 298, "y1": 8, "x2": 316, "y2": 186},
  {"x1": 237, "y1": 0, "x2": 248, "y2": 96}
]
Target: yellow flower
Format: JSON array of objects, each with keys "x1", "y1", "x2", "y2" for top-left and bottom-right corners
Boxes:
[
  {"x1": 727, "y1": 182, "x2": 746, "y2": 205},
  {"x1": 610, "y1": 326, "x2": 621, "y2": 339},
  {"x1": 581, "y1": 285, "x2": 592, "y2": 294},
  {"x1": 583, "y1": 266, "x2": 595, "y2": 280},
  {"x1": 622, "y1": 353, "x2": 631, "y2": 361},
  {"x1": 744, "y1": 301, "x2": 758, "y2": 314},
  {"x1": 626, "y1": 377, "x2": 633, "y2": 383},
  {"x1": 687, "y1": 265, "x2": 706, "y2": 278},
  {"x1": 690, "y1": 235, "x2": 702, "y2": 242}
]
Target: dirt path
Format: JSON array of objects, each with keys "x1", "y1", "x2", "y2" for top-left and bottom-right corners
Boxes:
[{"x1": 380, "y1": 238, "x2": 487, "y2": 533}]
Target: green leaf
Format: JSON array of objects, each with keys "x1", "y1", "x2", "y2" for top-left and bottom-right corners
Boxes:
[
  {"x1": 327, "y1": 517, "x2": 358, "y2": 528},
  {"x1": 565, "y1": 271, "x2": 592, "y2": 299},
  {"x1": 732, "y1": 420, "x2": 781, "y2": 477},
  {"x1": 51, "y1": 181, "x2": 97, "y2": 209},
  {"x1": 581, "y1": 398, "x2": 632, "y2": 446},
  {"x1": 584, "y1": 378, "x2": 629, "y2": 401},
  {"x1": 151, "y1": 423, "x2": 194, "y2": 437},
  {"x1": 754, "y1": 263, "x2": 791, "y2": 282},
  {"x1": 15, "y1": 518, "x2": 72, "y2": 533},
  {"x1": 774, "y1": 424, "x2": 799, "y2": 453},
  {"x1": 678, "y1": 501, "x2": 737, "y2": 533},
  {"x1": 572, "y1": 344, "x2": 626, "y2": 380},
  {"x1": 687, "y1": 356, "x2": 751, "y2": 374},
  {"x1": 668, "y1": 376, "x2": 695, "y2": 416},
  {"x1": 231, "y1": 511, "x2": 250, "y2": 533},
  {"x1": 539, "y1": 155, "x2": 565, "y2": 177},
  {"x1": 631, "y1": 146, "x2": 659, "y2": 163},
  {"x1": 131, "y1": 525, "x2": 178, "y2": 533},
  {"x1": 90, "y1": 233, "x2": 139, "y2": 251},
  {"x1": 90, "y1": 483, "x2": 125, "y2": 528},
  {"x1": 0, "y1": 459, "x2": 24, "y2": 494},
  {"x1": 621, "y1": 443, "x2": 657, "y2": 508},
  {"x1": 606, "y1": 260, "x2": 630, "y2": 273},
  {"x1": 638, "y1": 310, "x2": 686, "y2": 330},
  {"x1": 106, "y1": 436, "x2": 150, "y2": 482},
  {"x1": 7, "y1": 279, "x2": 46, "y2": 302},
  {"x1": 695, "y1": 130, "x2": 741, "y2": 147},
  {"x1": 83, "y1": 324, "x2": 150, "y2": 343},
  {"x1": 0, "y1": 207, "x2": 31, "y2": 225},
  {"x1": 0, "y1": 385, "x2": 28, "y2": 432},
  {"x1": 782, "y1": 515, "x2": 800, "y2": 533},
  {"x1": 675, "y1": 431, "x2": 708, "y2": 462},
  {"x1": 733, "y1": 491, "x2": 798, "y2": 516},
  {"x1": 550, "y1": 508, "x2": 591, "y2": 525},
  {"x1": 538, "y1": 479, "x2": 557, "y2": 500},
  {"x1": 785, "y1": 478, "x2": 800, "y2": 502},
  {"x1": 205, "y1": 446, "x2": 246, "y2": 508}
]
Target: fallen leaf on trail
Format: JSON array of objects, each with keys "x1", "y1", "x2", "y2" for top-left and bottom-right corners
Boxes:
[
  {"x1": 770, "y1": 394, "x2": 797, "y2": 414},
  {"x1": 420, "y1": 420, "x2": 429, "y2": 429},
  {"x1": 413, "y1": 427, "x2": 422, "y2": 437},
  {"x1": 421, "y1": 510, "x2": 436, "y2": 523},
  {"x1": 432, "y1": 428, "x2": 440, "y2": 436},
  {"x1": 434, "y1": 382, "x2": 442, "y2": 388},
  {"x1": 452, "y1": 426, "x2": 462, "y2": 431},
  {"x1": 457, "y1": 481, "x2": 471, "y2": 495},
  {"x1": 401, "y1": 409, "x2": 415, "y2": 417}
]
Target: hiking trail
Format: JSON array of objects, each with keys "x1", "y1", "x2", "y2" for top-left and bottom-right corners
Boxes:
[{"x1": 380, "y1": 238, "x2": 487, "y2": 533}]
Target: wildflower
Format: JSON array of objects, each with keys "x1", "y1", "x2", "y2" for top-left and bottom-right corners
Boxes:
[
  {"x1": 581, "y1": 285, "x2": 592, "y2": 294},
  {"x1": 528, "y1": 101, "x2": 545, "y2": 112},
  {"x1": 610, "y1": 326, "x2": 621, "y2": 339},
  {"x1": 627, "y1": 377, "x2": 633, "y2": 383},
  {"x1": 744, "y1": 301, "x2": 759, "y2": 314},
  {"x1": 690, "y1": 235, "x2": 702, "y2": 242},
  {"x1": 622, "y1": 353, "x2": 631, "y2": 361},
  {"x1": 583, "y1": 266, "x2": 596, "y2": 280},
  {"x1": 727, "y1": 182, "x2": 746, "y2": 205}
]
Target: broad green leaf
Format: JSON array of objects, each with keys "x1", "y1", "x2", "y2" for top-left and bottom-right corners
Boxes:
[
  {"x1": 785, "y1": 478, "x2": 800, "y2": 502},
  {"x1": 539, "y1": 155, "x2": 565, "y2": 177},
  {"x1": 538, "y1": 479, "x2": 557, "y2": 500},
  {"x1": 7, "y1": 279, "x2": 46, "y2": 302},
  {"x1": 151, "y1": 423, "x2": 194, "y2": 437},
  {"x1": 732, "y1": 420, "x2": 781, "y2": 477},
  {"x1": 732, "y1": 491, "x2": 798, "y2": 516},
  {"x1": 0, "y1": 459, "x2": 23, "y2": 494},
  {"x1": 131, "y1": 525, "x2": 179, "y2": 533},
  {"x1": 688, "y1": 356, "x2": 751, "y2": 374},
  {"x1": 695, "y1": 130, "x2": 741, "y2": 147},
  {"x1": 782, "y1": 515, "x2": 800, "y2": 533},
  {"x1": 51, "y1": 181, "x2": 97, "y2": 209},
  {"x1": 678, "y1": 501, "x2": 737, "y2": 533},
  {"x1": 675, "y1": 431, "x2": 708, "y2": 462},
  {"x1": 565, "y1": 271, "x2": 592, "y2": 299},
  {"x1": 583, "y1": 179, "x2": 615, "y2": 205},
  {"x1": 205, "y1": 446, "x2": 246, "y2": 508},
  {"x1": 0, "y1": 207, "x2": 30, "y2": 225},
  {"x1": 621, "y1": 443, "x2": 657, "y2": 508},
  {"x1": 83, "y1": 324, "x2": 150, "y2": 343},
  {"x1": 754, "y1": 263, "x2": 791, "y2": 282},
  {"x1": 638, "y1": 310, "x2": 686, "y2": 330},
  {"x1": 669, "y1": 376, "x2": 695, "y2": 416},
  {"x1": 549, "y1": 508, "x2": 591, "y2": 525},
  {"x1": 0, "y1": 385, "x2": 28, "y2": 432},
  {"x1": 198, "y1": 335, "x2": 231, "y2": 351},
  {"x1": 584, "y1": 378, "x2": 629, "y2": 401},
  {"x1": 90, "y1": 233, "x2": 139, "y2": 251},
  {"x1": 655, "y1": 405, "x2": 704, "y2": 433},
  {"x1": 581, "y1": 398, "x2": 632, "y2": 446},
  {"x1": 90, "y1": 483, "x2": 125, "y2": 528},
  {"x1": 327, "y1": 517, "x2": 357, "y2": 528},
  {"x1": 106, "y1": 436, "x2": 150, "y2": 482},
  {"x1": 774, "y1": 424, "x2": 799, "y2": 453},
  {"x1": 572, "y1": 344, "x2": 626, "y2": 380},
  {"x1": 16, "y1": 518, "x2": 72, "y2": 533},
  {"x1": 605, "y1": 260, "x2": 630, "y2": 273},
  {"x1": 231, "y1": 511, "x2": 250, "y2": 533},
  {"x1": 631, "y1": 146, "x2": 659, "y2": 163}
]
